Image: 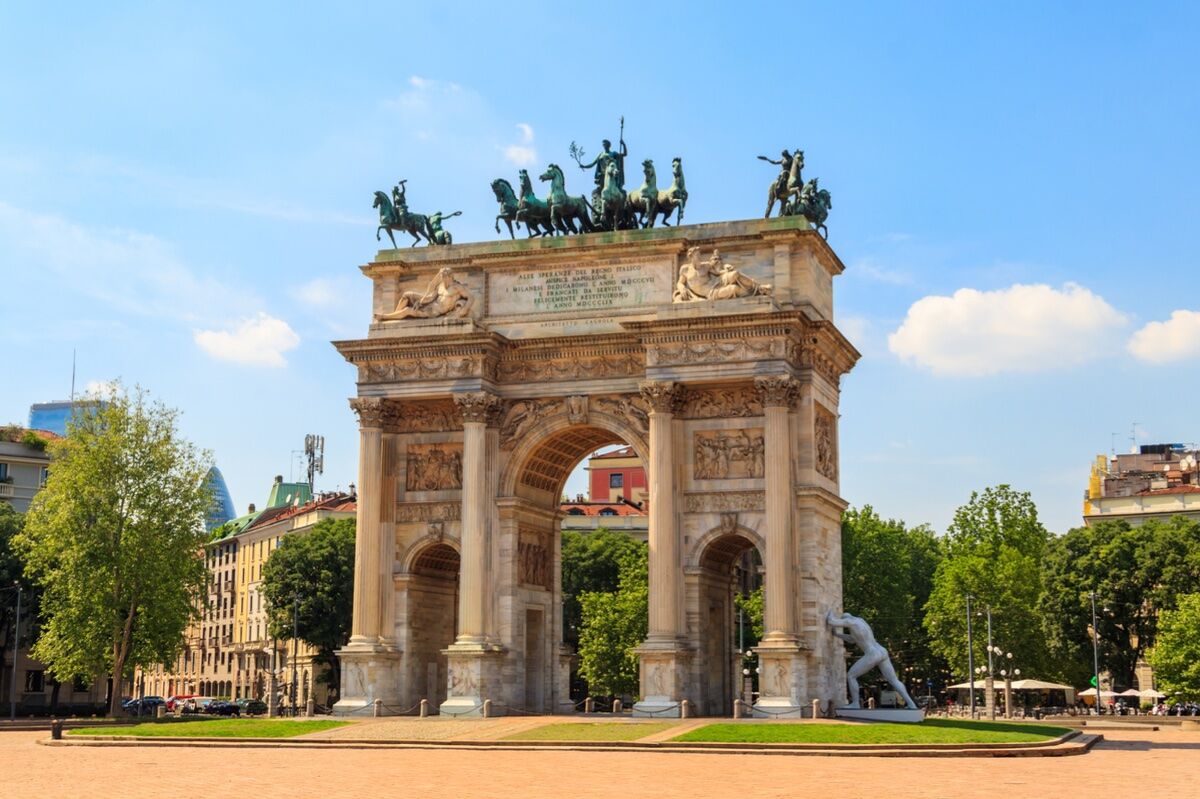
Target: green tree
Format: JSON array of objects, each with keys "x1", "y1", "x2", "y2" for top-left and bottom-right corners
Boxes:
[
  {"x1": 577, "y1": 540, "x2": 647, "y2": 696},
  {"x1": 1042, "y1": 517, "x2": 1200, "y2": 688},
  {"x1": 1148, "y1": 592, "x2": 1200, "y2": 701},
  {"x1": 260, "y1": 517, "x2": 356, "y2": 697},
  {"x1": 923, "y1": 486, "x2": 1050, "y2": 680},
  {"x1": 561, "y1": 528, "x2": 643, "y2": 650},
  {"x1": 16, "y1": 386, "x2": 212, "y2": 715}
]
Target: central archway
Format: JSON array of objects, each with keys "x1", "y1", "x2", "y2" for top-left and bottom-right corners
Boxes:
[{"x1": 499, "y1": 416, "x2": 648, "y2": 713}]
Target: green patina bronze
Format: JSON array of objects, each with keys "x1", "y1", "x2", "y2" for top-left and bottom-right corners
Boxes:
[
  {"x1": 515, "y1": 168, "x2": 555, "y2": 237},
  {"x1": 538, "y1": 164, "x2": 595, "y2": 235},
  {"x1": 759, "y1": 149, "x2": 833, "y2": 237},
  {"x1": 374, "y1": 179, "x2": 459, "y2": 248}
]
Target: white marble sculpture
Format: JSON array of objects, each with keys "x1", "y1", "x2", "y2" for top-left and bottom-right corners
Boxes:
[
  {"x1": 377, "y1": 267, "x2": 473, "y2": 321},
  {"x1": 826, "y1": 610, "x2": 917, "y2": 709}
]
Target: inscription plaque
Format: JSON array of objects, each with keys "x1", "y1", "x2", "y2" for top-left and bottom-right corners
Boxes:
[{"x1": 489, "y1": 261, "x2": 671, "y2": 315}]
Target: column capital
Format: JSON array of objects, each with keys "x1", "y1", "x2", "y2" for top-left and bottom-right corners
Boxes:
[
  {"x1": 349, "y1": 397, "x2": 386, "y2": 429},
  {"x1": 754, "y1": 375, "x2": 800, "y2": 409},
  {"x1": 638, "y1": 380, "x2": 684, "y2": 414},
  {"x1": 453, "y1": 391, "x2": 500, "y2": 424}
]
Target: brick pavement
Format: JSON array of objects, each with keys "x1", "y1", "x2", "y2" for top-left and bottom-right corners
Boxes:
[{"x1": 3, "y1": 727, "x2": 1198, "y2": 799}]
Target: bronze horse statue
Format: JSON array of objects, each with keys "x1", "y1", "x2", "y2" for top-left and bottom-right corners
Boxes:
[
  {"x1": 652, "y1": 156, "x2": 687, "y2": 227},
  {"x1": 539, "y1": 163, "x2": 595, "y2": 235},
  {"x1": 515, "y1": 169, "x2": 555, "y2": 236},
  {"x1": 374, "y1": 190, "x2": 433, "y2": 247}
]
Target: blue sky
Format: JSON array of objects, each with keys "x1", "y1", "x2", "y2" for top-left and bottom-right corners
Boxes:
[{"x1": 2, "y1": 2, "x2": 1198, "y2": 534}]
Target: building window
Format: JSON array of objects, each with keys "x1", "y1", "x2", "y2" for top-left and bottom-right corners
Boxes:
[
  {"x1": 609, "y1": 473, "x2": 623, "y2": 488},
  {"x1": 0, "y1": 463, "x2": 8, "y2": 482},
  {"x1": 567, "y1": 508, "x2": 585, "y2": 516},
  {"x1": 24, "y1": 670, "x2": 45, "y2": 692},
  {"x1": 72, "y1": 676, "x2": 89, "y2": 693},
  {"x1": 599, "y1": 507, "x2": 618, "y2": 516},
  {"x1": 39, "y1": 466, "x2": 49, "y2": 487}
]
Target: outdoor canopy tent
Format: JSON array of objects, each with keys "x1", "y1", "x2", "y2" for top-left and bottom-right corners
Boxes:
[
  {"x1": 1077, "y1": 688, "x2": 1118, "y2": 697},
  {"x1": 946, "y1": 679, "x2": 1076, "y2": 705}
]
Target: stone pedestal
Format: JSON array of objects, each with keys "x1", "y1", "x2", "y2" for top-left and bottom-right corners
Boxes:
[
  {"x1": 557, "y1": 646, "x2": 577, "y2": 715},
  {"x1": 439, "y1": 646, "x2": 506, "y2": 717},
  {"x1": 632, "y1": 646, "x2": 692, "y2": 718},
  {"x1": 753, "y1": 645, "x2": 806, "y2": 718},
  {"x1": 332, "y1": 646, "x2": 402, "y2": 716}
]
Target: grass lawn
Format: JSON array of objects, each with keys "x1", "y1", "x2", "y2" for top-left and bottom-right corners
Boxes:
[
  {"x1": 503, "y1": 722, "x2": 677, "y2": 742},
  {"x1": 673, "y1": 718, "x2": 1072, "y2": 745},
  {"x1": 68, "y1": 719, "x2": 349, "y2": 739}
]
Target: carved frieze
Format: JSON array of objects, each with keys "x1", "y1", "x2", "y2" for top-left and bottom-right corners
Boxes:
[
  {"x1": 385, "y1": 401, "x2": 459, "y2": 433},
  {"x1": 499, "y1": 399, "x2": 559, "y2": 451},
  {"x1": 679, "y1": 386, "x2": 763, "y2": 419},
  {"x1": 497, "y1": 353, "x2": 643, "y2": 383},
  {"x1": 673, "y1": 246, "x2": 772, "y2": 302},
  {"x1": 647, "y1": 338, "x2": 786, "y2": 367},
  {"x1": 405, "y1": 444, "x2": 463, "y2": 491},
  {"x1": 814, "y1": 404, "x2": 838, "y2": 481},
  {"x1": 358, "y1": 357, "x2": 483, "y2": 384},
  {"x1": 592, "y1": 394, "x2": 650, "y2": 437},
  {"x1": 694, "y1": 429, "x2": 765, "y2": 480},
  {"x1": 683, "y1": 491, "x2": 765, "y2": 513},
  {"x1": 395, "y1": 502, "x2": 461, "y2": 523},
  {"x1": 517, "y1": 530, "x2": 551, "y2": 590}
]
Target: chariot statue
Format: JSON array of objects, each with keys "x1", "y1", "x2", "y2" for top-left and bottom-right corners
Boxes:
[{"x1": 374, "y1": 179, "x2": 460, "y2": 247}]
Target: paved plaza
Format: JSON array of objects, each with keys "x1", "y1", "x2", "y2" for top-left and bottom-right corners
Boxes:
[{"x1": 4, "y1": 723, "x2": 1199, "y2": 799}]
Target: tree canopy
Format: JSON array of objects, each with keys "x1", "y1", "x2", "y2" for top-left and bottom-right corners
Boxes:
[
  {"x1": 260, "y1": 516, "x2": 356, "y2": 697},
  {"x1": 1148, "y1": 592, "x2": 1200, "y2": 701},
  {"x1": 923, "y1": 486, "x2": 1050, "y2": 678},
  {"x1": 576, "y1": 539, "x2": 647, "y2": 697},
  {"x1": 561, "y1": 528, "x2": 643, "y2": 651},
  {"x1": 1042, "y1": 516, "x2": 1200, "y2": 688},
  {"x1": 16, "y1": 386, "x2": 212, "y2": 715}
]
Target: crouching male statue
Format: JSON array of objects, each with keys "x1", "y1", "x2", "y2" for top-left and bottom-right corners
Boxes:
[{"x1": 826, "y1": 610, "x2": 917, "y2": 709}]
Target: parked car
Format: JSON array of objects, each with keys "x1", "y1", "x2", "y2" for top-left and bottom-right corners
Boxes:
[
  {"x1": 236, "y1": 698, "x2": 268, "y2": 716},
  {"x1": 123, "y1": 696, "x2": 166, "y2": 716},
  {"x1": 204, "y1": 700, "x2": 241, "y2": 717}
]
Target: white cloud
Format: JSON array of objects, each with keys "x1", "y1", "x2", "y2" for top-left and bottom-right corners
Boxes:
[
  {"x1": 849, "y1": 257, "x2": 913, "y2": 285},
  {"x1": 193, "y1": 313, "x2": 300, "y2": 368},
  {"x1": 289, "y1": 277, "x2": 345, "y2": 309},
  {"x1": 503, "y1": 123, "x2": 538, "y2": 167},
  {"x1": 888, "y1": 283, "x2": 1128, "y2": 376},
  {"x1": 0, "y1": 201, "x2": 252, "y2": 322},
  {"x1": 1127, "y1": 310, "x2": 1200, "y2": 364}
]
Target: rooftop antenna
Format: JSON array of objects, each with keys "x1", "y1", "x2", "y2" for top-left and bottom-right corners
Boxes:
[
  {"x1": 1130, "y1": 422, "x2": 1140, "y2": 454},
  {"x1": 304, "y1": 433, "x2": 325, "y2": 493},
  {"x1": 1110, "y1": 432, "x2": 1118, "y2": 457}
]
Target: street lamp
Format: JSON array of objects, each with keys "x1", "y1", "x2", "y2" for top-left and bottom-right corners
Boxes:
[
  {"x1": 4, "y1": 583, "x2": 22, "y2": 722},
  {"x1": 290, "y1": 594, "x2": 299, "y2": 717},
  {"x1": 1089, "y1": 591, "x2": 1102, "y2": 716},
  {"x1": 965, "y1": 594, "x2": 976, "y2": 718}
]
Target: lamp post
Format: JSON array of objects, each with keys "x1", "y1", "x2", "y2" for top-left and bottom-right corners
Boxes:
[
  {"x1": 965, "y1": 594, "x2": 976, "y2": 718},
  {"x1": 1089, "y1": 591, "x2": 1102, "y2": 716},
  {"x1": 8, "y1": 584, "x2": 21, "y2": 722},
  {"x1": 984, "y1": 607, "x2": 995, "y2": 720},
  {"x1": 998, "y1": 652, "x2": 1019, "y2": 719},
  {"x1": 290, "y1": 594, "x2": 299, "y2": 718}
]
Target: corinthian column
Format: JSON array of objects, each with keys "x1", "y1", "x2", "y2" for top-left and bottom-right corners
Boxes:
[
  {"x1": 639, "y1": 381, "x2": 683, "y2": 643},
  {"x1": 348, "y1": 397, "x2": 385, "y2": 646},
  {"x1": 755, "y1": 375, "x2": 800, "y2": 644},
  {"x1": 452, "y1": 391, "x2": 498, "y2": 646}
]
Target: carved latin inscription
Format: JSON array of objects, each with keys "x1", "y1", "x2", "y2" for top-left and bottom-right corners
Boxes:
[
  {"x1": 694, "y1": 429, "x2": 765, "y2": 480},
  {"x1": 405, "y1": 444, "x2": 463, "y2": 491}
]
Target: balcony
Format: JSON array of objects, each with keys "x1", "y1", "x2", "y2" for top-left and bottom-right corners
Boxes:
[{"x1": 0, "y1": 483, "x2": 14, "y2": 498}]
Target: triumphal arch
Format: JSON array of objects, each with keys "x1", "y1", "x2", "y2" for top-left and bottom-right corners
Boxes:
[{"x1": 332, "y1": 215, "x2": 858, "y2": 717}]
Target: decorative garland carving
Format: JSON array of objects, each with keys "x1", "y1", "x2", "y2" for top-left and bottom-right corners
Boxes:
[
  {"x1": 405, "y1": 444, "x2": 463, "y2": 491},
  {"x1": 497, "y1": 353, "x2": 643, "y2": 383},
  {"x1": 360, "y1": 357, "x2": 480, "y2": 383},
  {"x1": 814, "y1": 404, "x2": 838, "y2": 481},
  {"x1": 679, "y1": 386, "x2": 763, "y2": 418},
  {"x1": 754, "y1": 375, "x2": 801, "y2": 409},
  {"x1": 683, "y1": 491, "x2": 765, "y2": 513},
  {"x1": 647, "y1": 338, "x2": 785, "y2": 367}
]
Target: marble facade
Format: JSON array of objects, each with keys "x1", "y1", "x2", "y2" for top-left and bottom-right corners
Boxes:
[{"x1": 332, "y1": 216, "x2": 859, "y2": 718}]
